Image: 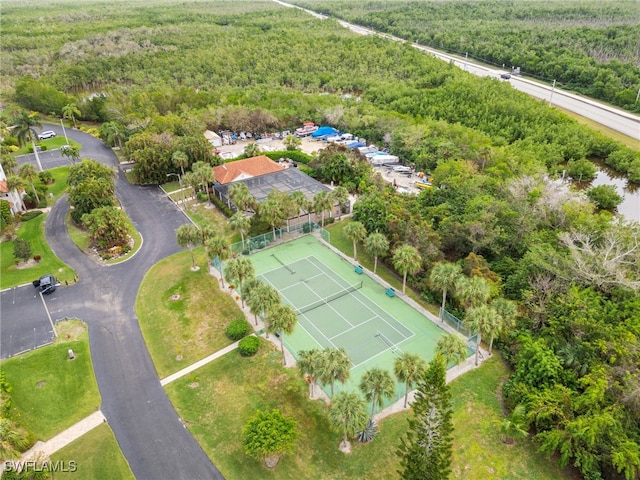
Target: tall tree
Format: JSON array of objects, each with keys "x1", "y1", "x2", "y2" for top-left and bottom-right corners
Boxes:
[
  {"x1": 359, "y1": 367, "x2": 396, "y2": 417},
  {"x1": 245, "y1": 282, "x2": 280, "y2": 327},
  {"x1": 172, "y1": 150, "x2": 189, "y2": 176},
  {"x1": 5, "y1": 175, "x2": 25, "y2": 211},
  {"x1": 192, "y1": 161, "x2": 214, "y2": 197},
  {"x1": 430, "y1": 262, "x2": 463, "y2": 316},
  {"x1": 313, "y1": 190, "x2": 333, "y2": 227},
  {"x1": 455, "y1": 275, "x2": 491, "y2": 310},
  {"x1": 11, "y1": 110, "x2": 44, "y2": 172},
  {"x1": 319, "y1": 348, "x2": 351, "y2": 397},
  {"x1": 224, "y1": 257, "x2": 255, "y2": 307},
  {"x1": 259, "y1": 191, "x2": 285, "y2": 241},
  {"x1": 297, "y1": 348, "x2": 324, "y2": 398},
  {"x1": 344, "y1": 221, "x2": 367, "y2": 261},
  {"x1": 464, "y1": 304, "x2": 497, "y2": 366},
  {"x1": 205, "y1": 234, "x2": 229, "y2": 287},
  {"x1": 394, "y1": 352, "x2": 427, "y2": 408},
  {"x1": 289, "y1": 190, "x2": 310, "y2": 226},
  {"x1": 329, "y1": 391, "x2": 368, "y2": 452},
  {"x1": 266, "y1": 303, "x2": 297, "y2": 365},
  {"x1": 176, "y1": 224, "x2": 201, "y2": 270},
  {"x1": 62, "y1": 103, "x2": 81, "y2": 127},
  {"x1": 242, "y1": 409, "x2": 297, "y2": 469},
  {"x1": 18, "y1": 163, "x2": 41, "y2": 206},
  {"x1": 435, "y1": 334, "x2": 468, "y2": 367},
  {"x1": 244, "y1": 142, "x2": 261, "y2": 157},
  {"x1": 397, "y1": 355, "x2": 453, "y2": 480},
  {"x1": 1, "y1": 155, "x2": 18, "y2": 175},
  {"x1": 230, "y1": 211, "x2": 251, "y2": 250},
  {"x1": 229, "y1": 182, "x2": 255, "y2": 213},
  {"x1": 364, "y1": 232, "x2": 389, "y2": 274},
  {"x1": 100, "y1": 121, "x2": 124, "y2": 150},
  {"x1": 330, "y1": 185, "x2": 349, "y2": 220},
  {"x1": 60, "y1": 144, "x2": 81, "y2": 164},
  {"x1": 489, "y1": 297, "x2": 517, "y2": 355},
  {"x1": 392, "y1": 245, "x2": 422, "y2": 294}
]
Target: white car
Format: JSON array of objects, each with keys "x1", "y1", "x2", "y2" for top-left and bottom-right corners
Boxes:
[
  {"x1": 38, "y1": 130, "x2": 56, "y2": 140},
  {"x1": 392, "y1": 165, "x2": 412, "y2": 173}
]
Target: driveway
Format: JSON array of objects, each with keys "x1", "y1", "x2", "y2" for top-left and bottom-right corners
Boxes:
[{"x1": 12, "y1": 125, "x2": 224, "y2": 479}]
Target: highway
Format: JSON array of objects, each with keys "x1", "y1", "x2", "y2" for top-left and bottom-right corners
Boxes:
[{"x1": 278, "y1": 1, "x2": 640, "y2": 142}]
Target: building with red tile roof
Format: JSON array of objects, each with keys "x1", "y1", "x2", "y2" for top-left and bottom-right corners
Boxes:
[{"x1": 212, "y1": 156, "x2": 285, "y2": 185}]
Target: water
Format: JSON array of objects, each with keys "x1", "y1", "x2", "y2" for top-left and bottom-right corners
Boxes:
[{"x1": 575, "y1": 164, "x2": 640, "y2": 223}]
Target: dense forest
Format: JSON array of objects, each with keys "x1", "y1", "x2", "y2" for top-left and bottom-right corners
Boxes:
[
  {"x1": 1, "y1": 1, "x2": 639, "y2": 479},
  {"x1": 294, "y1": 0, "x2": 640, "y2": 113}
]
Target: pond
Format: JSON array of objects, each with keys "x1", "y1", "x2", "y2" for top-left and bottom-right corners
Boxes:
[{"x1": 574, "y1": 164, "x2": 640, "y2": 223}]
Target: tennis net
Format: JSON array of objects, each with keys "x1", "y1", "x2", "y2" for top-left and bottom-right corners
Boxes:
[
  {"x1": 296, "y1": 281, "x2": 363, "y2": 315},
  {"x1": 272, "y1": 253, "x2": 295, "y2": 274}
]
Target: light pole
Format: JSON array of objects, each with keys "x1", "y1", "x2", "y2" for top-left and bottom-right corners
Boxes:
[
  {"x1": 549, "y1": 79, "x2": 557, "y2": 106},
  {"x1": 60, "y1": 118, "x2": 69, "y2": 144},
  {"x1": 166, "y1": 173, "x2": 183, "y2": 207}
]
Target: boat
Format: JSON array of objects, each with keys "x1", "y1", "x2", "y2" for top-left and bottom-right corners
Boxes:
[{"x1": 294, "y1": 122, "x2": 319, "y2": 137}]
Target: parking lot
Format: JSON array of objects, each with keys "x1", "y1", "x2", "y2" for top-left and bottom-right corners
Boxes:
[{"x1": 0, "y1": 284, "x2": 58, "y2": 359}]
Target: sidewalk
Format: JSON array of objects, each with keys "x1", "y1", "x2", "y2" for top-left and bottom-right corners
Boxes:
[{"x1": 20, "y1": 410, "x2": 106, "y2": 462}]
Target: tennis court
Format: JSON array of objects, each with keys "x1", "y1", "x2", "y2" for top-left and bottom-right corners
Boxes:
[{"x1": 248, "y1": 235, "x2": 448, "y2": 404}]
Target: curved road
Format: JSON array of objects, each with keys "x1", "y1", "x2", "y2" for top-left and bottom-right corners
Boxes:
[{"x1": 23, "y1": 126, "x2": 224, "y2": 480}]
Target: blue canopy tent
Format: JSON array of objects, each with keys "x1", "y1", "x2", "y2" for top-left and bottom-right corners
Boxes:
[{"x1": 311, "y1": 126, "x2": 339, "y2": 139}]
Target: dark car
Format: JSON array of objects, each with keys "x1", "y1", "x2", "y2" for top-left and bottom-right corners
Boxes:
[
  {"x1": 32, "y1": 274, "x2": 58, "y2": 295},
  {"x1": 500, "y1": 73, "x2": 512, "y2": 80}
]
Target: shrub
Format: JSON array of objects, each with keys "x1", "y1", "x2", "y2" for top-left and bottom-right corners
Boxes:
[
  {"x1": 357, "y1": 419, "x2": 378, "y2": 443},
  {"x1": 226, "y1": 319, "x2": 250, "y2": 341},
  {"x1": 210, "y1": 193, "x2": 233, "y2": 217},
  {"x1": 263, "y1": 150, "x2": 312, "y2": 165},
  {"x1": 38, "y1": 171, "x2": 53, "y2": 185},
  {"x1": 33, "y1": 254, "x2": 41, "y2": 262},
  {"x1": 21, "y1": 210, "x2": 43, "y2": 221},
  {"x1": 238, "y1": 336, "x2": 259, "y2": 356},
  {"x1": 196, "y1": 191, "x2": 208, "y2": 202},
  {"x1": 13, "y1": 238, "x2": 31, "y2": 261}
]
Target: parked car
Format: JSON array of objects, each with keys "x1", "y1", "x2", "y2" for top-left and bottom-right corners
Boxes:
[
  {"x1": 500, "y1": 73, "x2": 511, "y2": 80},
  {"x1": 32, "y1": 274, "x2": 58, "y2": 295},
  {"x1": 38, "y1": 130, "x2": 56, "y2": 140}
]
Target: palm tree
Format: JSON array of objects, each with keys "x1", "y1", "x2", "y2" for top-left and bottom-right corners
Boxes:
[
  {"x1": 430, "y1": 262, "x2": 463, "y2": 317},
  {"x1": 364, "y1": 232, "x2": 389, "y2": 274},
  {"x1": 394, "y1": 352, "x2": 427, "y2": 408},
  {"x1": 330, "y1": 185, "x2": 349, "y2": 220},
  {"x1": 359, "y1": 368, "x2": 396, "y2": 417},
  {"x1": 242, "y1": 277, "x2": 263, "y2": 324},
  {"x1": 1, "y1": 155, "x2": 18, "y2": 175},
  {"x1": 312, "y1": 190, "x2": 332, "y2": 227},
  {"x1": 266, "y1": 303, "x2": 298, "y2": 365},
  {"x1": 62, "y1": 103, "x2": 81, "y2": 127},
  {"x1": 319, "y1": 347, "x2": 351, "y2": 397},
  {"x1": 11, "y1": 110, "x2": 44, "y2": 172},
  {"x1": 489, "y1": 297, "x2": 517, "y2": 355},
  {"x1": 297, "y1": 348, "x2": 324, "y2": 397},
  {"x1": 246, "y1": 282, "x2": 280, "y2": 327},
  {"x1": 176, "y1": 224, "x2": 201, "y2": 270},
  {"x1": 181, "y1": 171, "x2": 199, "y2": 201},
  {"x1": 5, "y1": 175, "x2": 26, "y2": 211},
  {"x1": 455, "y1": 275, "x2": 491, "y2": 310},
  {"x1": 344, "y1": 221, "x2": 367, "y2": 261},
  {"x1": 19, "y1": 162, "x2": 42, "y2": 206},
  {"x1": 205, "y1": 234, "x2": 229, "y2": 286},
  {"x1": 328, "y1": 391, "x2": 368, "y2": 452},
  {"x1": 60, "y1": 144, "x2": 81, "y2": 164},
  {"x1": 436, "y1": 334, "x2": 468, "y2": 367},
  {"x1": 172, "y1": 150, "x2": 189, "y2": 176},
  {"x1": 259, "y1": 192, "x2": 284, "y2": 242},
  {"x1": 289, "y1": 190, "x2": 310, "y2": 227},
  {"x1": 192, "y1": 161, "x2": 215, "y2": 198},
  {"x1": 229, "y1": 182, "x2": 255, "y2": 213},
  {"x1": 100, "y1": 121, "x2": 124, "y2": 150},
  {"x1": 0, "y1": 418, "x2": 29, "y2": 460},
  {"x1": 279, "y1": 191, "x2": 299, "y2": 233},
  {"x1": 230, "y1": 211, "x2": 251, "y2": 250},
  {"x1": 392, "y1": 245, "x2": 422, "y2": 294},
  {"x1": 499, "y1": 404, "x2": 529, "y2": 444},
  {"x1": 224, "y1": 257, "x2": 255, "y2": 307},
  {"x1": 244, "y1": 142, "x2": 261, "y2": 157},
  {"x1": 465, "y1": 304, "x2": 497, "y2": 366}
]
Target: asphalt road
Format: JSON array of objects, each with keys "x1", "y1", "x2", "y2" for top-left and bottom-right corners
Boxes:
[
  {"x1": 280, "y1": 0, "x2": 640, "y2": 141},
  {"x1": 13, "y1": 125, "x2": 224, "y2": 480}
]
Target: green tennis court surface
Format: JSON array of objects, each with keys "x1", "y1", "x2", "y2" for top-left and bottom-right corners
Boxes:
[{"x1": 249, "y1": 235, "x2": 448, "y2": 406}]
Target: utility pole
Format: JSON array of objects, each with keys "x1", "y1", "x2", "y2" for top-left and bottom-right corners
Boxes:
[
  {"x1": 60, "y1": 118, "x2": 69, "y2": 144},
  {"x1": 549, "y1": 79, "x2": 557, "y2": 106},
  {"x1": 463, "y1": 52, "x2": 468, "y2": 71}
]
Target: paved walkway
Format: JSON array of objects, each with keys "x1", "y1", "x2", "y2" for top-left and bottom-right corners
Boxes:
[{"x1": 21, "y1": 411, "x2": 106, "y2": 461}]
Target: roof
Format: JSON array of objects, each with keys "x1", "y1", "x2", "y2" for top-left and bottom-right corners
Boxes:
[
  {"x1": 0, "y1": 181, "x2": 8, "y2": 194},
  {"x1": 214, "y1": 167, "x2": 331, "y2": 204},
  {"x1": 213, "y1": 156, "x2": 285, "y2": 185}
]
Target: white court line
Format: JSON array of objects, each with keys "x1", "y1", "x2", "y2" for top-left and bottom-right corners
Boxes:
[
  {"x1": 328, "y1": 314, "x2": 377, "y2": 340},
  {"x1": 259, "y1": 255, "x2": 316, "y2": 276}
]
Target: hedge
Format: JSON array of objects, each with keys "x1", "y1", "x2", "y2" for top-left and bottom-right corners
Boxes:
[
  {"x1": 263, "y1": 150, "x2": 312, "y2": 165},
  {"x1": 238, "y1": 336, "x2": 260, "y2": 356}
]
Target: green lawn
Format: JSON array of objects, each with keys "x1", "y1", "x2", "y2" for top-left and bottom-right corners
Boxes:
[
  {"x1": 326, "y1": 219, "x2": 440, "y2": 316},
  {"x1": 183, "y1": 201, "x2": 234, "y2": 238},
  {"x1": 136, "y1": 248, "x2": 245, "y2": 378},
  {"x1": 45, "y1": 166, "x2": 70, "y2": 204},
  {"x1": 51, "y1": 423, "x2": 135, "y2": 480},
  {"x1": 0, "y1": 320, "x2": 101, "y2": 441},
  {"x1": 0, "y1": 214, "x2": 76, "y2": 289},
  {"x1": 166, "y1": 339, "x2": 405, "y2": 480}
]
